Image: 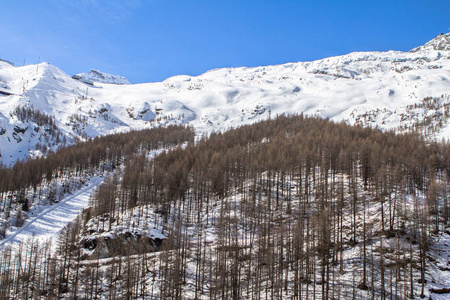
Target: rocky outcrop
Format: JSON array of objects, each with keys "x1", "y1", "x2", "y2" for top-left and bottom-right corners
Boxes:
[{"x1": 81, "y1": 232, "x2": 163, "y2": 259}]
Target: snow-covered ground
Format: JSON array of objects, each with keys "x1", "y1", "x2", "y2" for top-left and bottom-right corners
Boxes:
[
  {"x1": 72, "y1": 170, "x2": 450, "y2": 299},
  {"x1": 0, "y1": 176, "x2": 103, "y2": 248}
]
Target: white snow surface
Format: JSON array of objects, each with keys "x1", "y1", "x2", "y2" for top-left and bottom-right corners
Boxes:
[
  {"x1": 0, "y1": 176, "x2": 103, "y2": 248},
  {"x1": 0, "y1": 33, "x2": 450, "y2": 165}
]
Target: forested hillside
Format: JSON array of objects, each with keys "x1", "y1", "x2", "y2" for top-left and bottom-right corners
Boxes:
[
  {"x1": 0, "y1": 125, "x2": 194, "y2": 238},
  {"x1": 1, "y1": 114, "x2": 449, "y2": 299}
]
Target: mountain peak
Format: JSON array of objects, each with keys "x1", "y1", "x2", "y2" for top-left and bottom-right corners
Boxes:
[
  {"x1": 410, "y1": 32, "x2": 450, "y2": 52},
  {"x1": 73, "y1": 69, "x2": 130, "y2": 85}
]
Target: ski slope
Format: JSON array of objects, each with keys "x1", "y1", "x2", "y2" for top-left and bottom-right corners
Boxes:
[{"x1": 0, "y1": 176, "x2": 103, "y2": 248}]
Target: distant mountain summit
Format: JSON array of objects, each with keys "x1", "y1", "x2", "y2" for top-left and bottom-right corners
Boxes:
[
  {"x1": 73, "y1": 69, "x2": 130, "y2": 85},
  {"x1": 410, "y1": 32, "x2": 450, "y2": 52}
]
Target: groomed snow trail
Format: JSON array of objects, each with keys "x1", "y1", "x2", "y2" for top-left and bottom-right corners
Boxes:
[{"x1": 0, "y1": 176, "x2": 103, "y2": 248}]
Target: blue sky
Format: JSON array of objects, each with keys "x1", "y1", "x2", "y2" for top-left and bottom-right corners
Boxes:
[{"x1": 1, "y1": 0, "x2": 449, "y2": 83}]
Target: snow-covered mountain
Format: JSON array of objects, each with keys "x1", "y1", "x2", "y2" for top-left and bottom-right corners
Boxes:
[
  {"x1": 410, "y1": 32, "x2": 450, "y2": 52},
  {"x1": 73, "y1": 69, "x2": 131, "y2": 85},
  {"x1": 0, "y1": 33, "x2": 449, "y2": 166}
]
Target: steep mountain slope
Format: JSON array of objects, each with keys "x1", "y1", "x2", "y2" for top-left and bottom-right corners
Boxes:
[{"x1": 0, "y1": 33, "x2": 449, "y2": 165}]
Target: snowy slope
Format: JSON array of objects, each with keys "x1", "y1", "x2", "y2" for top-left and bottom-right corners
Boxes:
[
  {"x1": 1, "y1": 33, "x2": 449, "y2": 165},
  {"x1": 0, "y1": 176, "x2": 103, "y2": 248}
]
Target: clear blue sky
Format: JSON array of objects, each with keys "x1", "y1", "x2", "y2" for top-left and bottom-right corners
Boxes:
[{"x1": 1, "y1": 0, "x2": 449, "y2": 83}]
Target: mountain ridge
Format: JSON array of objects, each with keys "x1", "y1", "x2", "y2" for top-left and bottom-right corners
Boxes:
[
  {"x1": 73, "y1": 69, "x2": 131, "y2": 85},
  {"x1": 0, "y1": 33, "x2": 449, "y2": 165}
]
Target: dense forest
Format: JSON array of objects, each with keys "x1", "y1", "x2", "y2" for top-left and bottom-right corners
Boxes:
[{"x1": 1, "y1": 114, "x2": 450, "y2": 299}]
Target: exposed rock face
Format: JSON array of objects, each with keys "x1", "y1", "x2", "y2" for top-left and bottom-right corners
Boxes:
[{"x1": 81, "y1": 232, "x2": 163, "y2": 258}]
